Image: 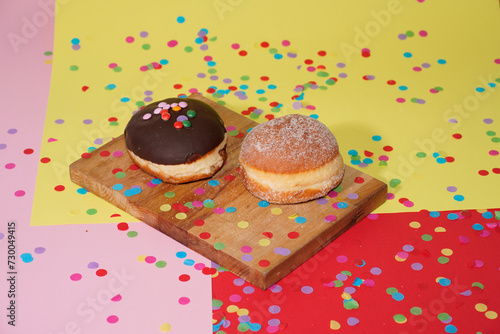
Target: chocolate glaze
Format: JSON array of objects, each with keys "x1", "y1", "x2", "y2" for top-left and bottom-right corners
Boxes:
[{"x1": 124, "y1": 97, "x2": 226, "y2": 165}]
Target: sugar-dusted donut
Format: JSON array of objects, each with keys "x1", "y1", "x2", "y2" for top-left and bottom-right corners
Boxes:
[
  {"x1": 124, "y1": 97, "x2": 227, "y2": 183},
  {"x1": 238, "y1": 114, "x2": 344, "y2": 204}
]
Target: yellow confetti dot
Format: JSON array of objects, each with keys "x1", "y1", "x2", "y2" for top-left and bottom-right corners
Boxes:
[
  {"x1": 475, "y1": 303, "x2": 488, "y2": 312},
  {"x1": 434, "y1": 226, "x2": 446, "y2": 232},
  {"x1": 485, "y1": 310, "x2": 498, "y2": 319},
  {"x1": 409, "y1": 221, "x2": 421, "y2": 229},
  {"x1": 226, "y1": 305, "x2": 239, "y2": 313},
  {"x1": 271, "y1": 207, "x2": 282, "y2": 215},
  {"x1": 69, "y1": 209, "x2": 81, "y2": 216},
  {"x1": 441, "y1": 248, "x2": 453, "y2": 256},
  {"x1": 330, "y1": 320, "x2": 341, "y2": 330},
  {"x1": 212, "y1": 271, "x2": 219, "y2": 278},
  {"x1": 237, "y1": 221, "x2": 249, "y2": 228},
  {"x1": 259, "y1": 239, "x2": 271, "y2": 247},
  {"x1": 137, "y1": 255, "x2": 147, "y2": 262},
  {"x1": 395, "y1": 255, "x2": 406, "y2": 262},
  {"x1": 435, "y1": 276, "x2": 446, "y2": 283},
  {"x1": 288, "y1": 213, "x2": 298, "y2": 219},
  {"x1": 159, "y1": 323, "x2": 172, "y2": 332},
  {"x1": 175, "y1": 213, "x2": 187, "y2": 220},
  {"x1": 160, "y1": 204, "x2": 171, "y2": 212},
  {"x1": 341, "y1": 292, "x2": 352, "y2": 300},
  {"x1": 476, "y1": 208, "x2": 488, "y2": 213},
  {"x1": 44, "y1": 59, "x2": 53, "y2": 65},
  {"x1": 237, "y1": 308, "x2": 249, "y2": 316}
]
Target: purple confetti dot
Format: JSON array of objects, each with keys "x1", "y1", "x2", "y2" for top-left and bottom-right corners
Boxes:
[
  {"x1": 338, "y1": 73, "x2": 348, "y2": 78},
  {"x1": 83, "y1": 119, "x2": 93, "y2": 125},
  {"x1": 270, "y1": 285, "x2": 282, "y2": 293},
  {"x1": 347, "y1": 193, "x2": 359, "y2": 200},
  {"x1": 0, "y1": 233, "x2": 4, "y2": 240},
  {"x1": 143, "y1": 97, "x2": 153, "y2": 103},
  {"x1": 337, "y1": 62, "x2": 346, "y2": 68},
  {"x1": 317, "y1": 198, "x2": 328, "y2": 205},
  {"x1": 421, "y1": 62, "x2": 431, "y2": 68},
  {"x1": 402, "y1": 244, "x2": 414, "y2": 252},
  {"x1": 197, "y1": 73, "x2": 206, "y2": 78},
  {"x1": 144, "y1": 90, "x2": 153, "y2": 96},
  {"x1": 239, "y1": 315, "x2": 251, "y2": 322},
  {"x1": 243, "y1": 286, "x2": 255, "y2": 294},
  {"x1": 268, "y1": 319, "x2": 280, "y2": 326},
  {"x1": 336, "y1": 273, "x2": 348, "y2": 281},
  {"x1": 344, "y1": 286, "x2": 356, "y2": 294},
  {"x1": 223, "y1": 78, "x2": 232, "y2": 84},
  {"x1": 268, "y1": 305, "x2": 281, "y2": 314},
  {"x1": 483, "y1": 118, "x2": 493, "y2": 124},
  {"x1": 287, "y1": 52, "x2": 297, "y2": 58},
  {"x1": 87, "y1": 261, "x2": 99, "y2": 269},
  {"x1": 34, "y1": 247, "x2": 46, "y2": 254},
  {"x1": 200, "y1": 44, "x2": 208, "y2": 51},
  {"x1": 209, "y1": 75, "x2": 219, "y2": 81},
  {"x1": 94, "y1": 138, "x2": 103, "y2": 145},
  {"x1": 301, "y1": 286, "x2": 313, "y2": 294},
  {"x1": 7, "y1": 128, "x2": 18, "y2": 134},
  {"x1": 54, "y1": 119, "x2": 65, "y2": 124},
  {"x1": 447, "y1": 186, "x2": 457, "y2": 192},
  {"x1": 233, "y1": 278, "x2": 245, "y2": 286},
  {"x1": 241, "y1": 254, "x2": 253, "y2": 262},
  {"x1": 0, "y1": 144, "x2": 6, "y2": 150},
  {"x1": 398, "y1": 34, "x2": 407, "y2": 40},
  {"x1": 292, "y1": 101, "x2": 303, "y2": 110},
  {"x1": 273, "y1": 247, "x2": 291, "y2": 256},
  {"x1": 140, "y1": 31, "x2": 148, "y2": 38},
  {"x1": 71, "y1": 45, "x2": 80, "y2": 51},
  {"x1": 253, "y1": 109, "x2": 264, "y2": 115},
  {"x1": 347, "y1": 317, "x2": 360, "y2": 326},
  {"x1": 411, "y1": 263, "x2": 423, "y2": 271}
]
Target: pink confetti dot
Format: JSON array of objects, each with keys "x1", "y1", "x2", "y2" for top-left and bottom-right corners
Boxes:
[
  {"x1": 139, "y1": 66, "x2": 148, "y2": 72},
  {"x1": 396, "y1": 98, "x2": 406, "y2": 103},
  {"x1": 192, "y1": 200, "x2": 203, "y2": 207},
  {"x1": 70, "y1": 273, "x2": 82, "y2": 281},
  {"x1": 419, "y1": 30, "x2": 428, "y2": 37},
  {"x1": 495, "y1": 59, "x2": 500, "y2": 64},
  {"x1": 413, "y1": 66, "x2": 422, "y2": 72},
  {"x1": 145, "y1": 256, "x2": 156, "y2": 263},
  {"x1": 305, "y1": 105, "x2": 316, "y2": 110},
  {"x1": 203, "y1": 55, "x2": 213, "y2": 61},
  {"x1": 397, "y1": 251, "x2": 409, "y2": 259},
  {"x1": 403, "y1": 200, "x2": 414, "y2": 207},
  {"x1": 363, "y1": 279, "x2": 375, "y2": 287},
  {"x1": 213, "y1": 207, "x2": 225, "y2": 214},
  {"x1": 125, "y1": 36, "x2": 134, "y2": 43},
  {"x1": 107, "y1": 315, "x2": 119, "y2": 323},
  {"x1": 14, "y1": 190, "x2": 25, "y2": 197},
  {"x1": 459, "y1": 235, "x2": 469, "y2": 244},
  {"x1": 113, "y1": 150, "x2": 123, "y2": 157},
  {"x1": 108, "y1": 63, "x2": 117, "y2": 69},
  {"x1": 336, "y1": 255, "x2": 348, "y2": 263},
  {"x1": 194, "y1": 262, "x2": 205, "y2": 270},
  {"x1": 194, "y1": 188, "x2": 205, "y2": 195},
  {"x1": 5, "y1": 163, "x2": 15, "y2": 169},
  {"x1": 387, "y1": 193, "x2": 395, "y2": 200},
  {"x1": 282, "y1": 40, "x2": 290, "y2": 47},
  {"x1": 111, "y1": 294, "x2": 122, "y2": 302},
  {"x1": 229, "y1": 294, "x2": 242, "y2": 302},
  {"x1": 307, "y1": 66, "x2": 316, "y2": 72},
  {"x1": 167, "y1": 40, "x2": 178, "y2": 48},
  {"x1": 231, "y1": 43, "x2": 240, "y2": 49},
  {"x1": 178, "y1": 297, "x2": 190, "y2": 305},
  {"x1": 489, "y1": 150, "x2": 499, "y2": 156}
]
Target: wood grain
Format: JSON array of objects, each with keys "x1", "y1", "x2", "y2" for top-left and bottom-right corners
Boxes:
[{"x1": 70, "y1": 94, "x2": 387, "y2": 290}]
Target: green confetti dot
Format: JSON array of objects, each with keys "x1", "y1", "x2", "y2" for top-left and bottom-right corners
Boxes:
[
  {"x1": 214, "y1": 242, "x2": 226, "y2": 250},
  {"x1": 437, "y1": 313, "x2": 450, "y2": 321},
  {"x1": 437, "y1": 256, "x2": 450, "y2": 264},
  {"x1": 208, "y1": 36, "x2": 217, "y2": 42},
  {"x1": 410, "y1": 97, "x2": 419, "y2": 103},
  {"x1": 164, "y1": 191, "x2": 175, "y2": 198},
  {"x1": 185, "y1": 202, "x2": 194, "y2": 209},
  {"x1": 341, "y1": 270, "x2": 352, "y2": 276},
  {"x1": 416, "y1": 152, "x2": 427, "y2": 158},
  {"x1": 334, "y1": 280, "x2": 344, "y2": 287},
  {"x1": 410, "y1": 307, "x2": 422, "y2": 315},
  {"x1": 421, "y1": 234, "x2": 433, "y2": 241},
  {"x1": 389, "y1": 179, "x2": 401, "y2": 188},
  {"x1": 326, "y1": 79, "x2": 336, "y2": 85},
  {"x1": 240, "y1": 75, "x2": 250, "y2": 81},
  {"x1": 258, "y1": 97, "x2": 267, "y2": 102},
  {"x1": 208, "y1": 68, "x2": 217, "y2": 74},
  {"x1": 393, "y1": 314, "x2": 407, "y2": 323},
  {"x1": 492, "y1": 137, "x2": 500, "y2": 143},
  {"x1": 268, "y1": 48, "x2": 278, "y2": 54},
  {"x1": 142, "y1": 43, "x2": 151, "y2": 50},
  {"x1": 69, "y1": 65, "x2": 79, "y2": 71},
  {"x1": 155, "y1": 260, "x2": 167, "y2": 268},
  {"x1": 435, "y1": 86, "x2": 443, "y2": 91},
  {"x1": 86, "y1": 208, "x2": 97, "y2": 215},
  {"x1": 109, "y1": 121, "x2": 119, "y2": 126},
  {"x1": 344, "y1": 299, "x2": 359, "y2": 310},
  {"x1": 303, "y1": 82, "x2": 313, "y2": 89},
  {"x1": 271, "y1": 107, "x2": 281, "y2": 113},
  {"x1": 351, "y1": 155, "x2": 361, "y2": 161},
  {"x1": 334, "y1": 185, "x2": 343, "y2": 192},
  {"x1": 317, "y1": 71, "x2": 329, "y2": 77},
  {"x1": 486, "y1": 131, "x2": 496, "y2": 136},
  {"x1": 472, "y1": 282, "x2": 484, "y2": 289},
  {"x1": 113, "y1": 66, "x2": 122, "y2": 72},
  {"x1": 237, "y1": 323, "x2": 250, "y2": 332},
  {"x1": 212, "y1": 299, "x2": 223, "y2": 308},
  {"x1": 406, "y1": 30, "x2": 415, "y2": 37},
  {"x1": 136, "y1": 101, "x2": 145, "y2": 108},
  {"x1": 182, "y1": 120, "x2": 192, "y2": 128},
  {"x1": 228, "y1": 130, "x2": 239, "y2": 136},
  {"x1": 184, "y1": 46, "x2": 193, "y2": 52},
  {"x1": 186, "y1": 110, "x2": 196, "y2": 118},
  {"x1": 44, "y1": 51, "x2": 53, "y2": 56},
  {"x1": 212, "y1": 92, "x2": 223, "y2": 98},
  {"x1": 115, "y1": 171, "x2": 126, "y2": 179},
  {"x1": 379, "y1": 161, "x2": 388, "y2": 166},
  {"x1": 203, "y1": 199, "x2": 215, "y2": 208},
  {"x1": 386, "y1": 287, "x2": 398, "y2": 295},
  {"x1": 127, "y1": 231, "x2": 138, "y2": 238},
  {"x1": 217, "y1": 101, "x2": 226, "y2": 106},
  {"x1": 250, "y1": 113, "x2": 260, "y2": 120}
]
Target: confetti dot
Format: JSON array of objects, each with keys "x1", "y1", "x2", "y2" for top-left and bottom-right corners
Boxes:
[
  {"x1": 485, "y1": 311, "x2": 498, "y2": 319},
  {"x1": 70, "y1": 273, "x2": 82, "y2": 281},
  {"x1": 107, "y1": 315, "x2": 119, "y2": 324}
]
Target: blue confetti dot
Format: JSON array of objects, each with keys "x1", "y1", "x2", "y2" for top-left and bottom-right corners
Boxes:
[
  {"x1": 208, "y1": 180, "x2": 220, "y2": 187},
  {"x1": 429, "y1": 211, "x2": 440, "y2": 218},
  {"x1": 239, "y1": 84, "x2": 249, "y2": 90},
  {"x1": 71, "y1": 38, "x2": 80, "y2": 45},
  {"x1": 432, "y1": 152, "x2": 440, "y2": 158},
  {"x1": 444, "y1": 325, "x2": 457, "y2": 333},
  {"x1": 372, "y1": 135, "x2": 382, "y2": 141},
  {"x1": 337, "y1": 202, "x2": 349, "y2": 209},
  {"x1": 398, "y1": 86, "x2": 408, "y2": 91},
  {"x1": 258, "y1": 200, "x2": 269, "y2": 208},
  {"x1": 363, "y1": 158, "x2": 373, "y2": 164},
  {"x1": 447, "y1": 213, "x2": 459, "y2": 220},
  {"x1": 112, "y1": 184, "x2": 124, "y2": 191},
  {"x1": 183, "y1": 259, "x2": 195, "y2": 266},
  {"x1": 437, "y1": 59, "x2": 447, "y2": 64},
  {"x1": 453, "y1": 194, "x2": 464, "y2": 201},
  {"x1": 295, "y1": 216, "x2": 307, "y2": 224},
  {"x1": 20, "y1": 253, "x2": 34, "y2": 263},
  {"x1": 274, "y1": 54, "x2": 283, "y2": 60},
  {"x1": 106, "y1": 83, "x2": 116, "y2": 90},
  {"x1": 403, "y1": 52, "x2": 412, "y2": 58},
  {"x1": 176, "y1": 16, "x2": 185, "y2": 23},
  {"x1": 309, "y1": 114, "x2": 319, "y2": 119},
  {"x1": 195, "y1": 37, "x2": 204, "y2": 44},
  {"x1": 256, "y1": 89, "x2": 265, "y2": 94},
  {"x1": 207, "y1": 61, "x2": 216, "y2": 67},
  {"x1": 159, "y1": 59, "x2": 169, "y2": 65},
  {"x1": 472, "y1": 223, "x2": 484, "y2": 231},
  {"x1": 436, "y1": 157, "x2": 447, "y2": 164},
  {"x1": 351, "y1": 159, "x2": 361, "y2": 165},
  {"x1": 348, "y1": 150, "x2": 358, "y2": 156},
  {"x1": 120, "y1": 97, "x2": 130, "y2": 102},
  {"x1": 488, "y1": 82, "x2": 496, "y2": 88},
  {"x1": 151, "y1": 178, "x2": 162, "y2": 185},
  {"x1": 482, "y1": 211, "x2": 493, "y2": 219},
  {"x1": 226, "y1": 207, "x2": 237, "y2": 213},
  {"x1": 77, "y1": 188, "x2": 87, "y2": 195},
  {"x1": 249, "y1": 323, "x2": 262, "y2": 331},
  {"x1": 476, "y1": 87, "x2": 485, "y2": 93},
  {"x1": 176, "y1": 251, "x2": 187, "y2": 258},
  {"x1": 392, "y1": 292, "x2": 404, "y2": 301},
  {"x1": 439, "y1": 278, "x2": 451, "y2": 286},
  {"x1": 267, "y1": 84, "x2": 277, "y2": 89}
]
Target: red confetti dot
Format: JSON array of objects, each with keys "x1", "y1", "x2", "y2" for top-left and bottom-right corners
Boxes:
[
  {"x1": 364, "y1": 150, "x2": 374, "y2": 157},
  {"x1": 82, "y1": 86, "x2": 89, "y2": 92},
  {"x1": 387, "y1": 80, "x2": 396, "y2": 85},
  {"x1": 354, "y1": 177, "x2": 365, "y2": 184},
  {"x1": 199, "y1": 232, "x2": 211, "y2": 239},
  {"x1": 260, "y1": 76, "x2": 270, "y2": 81},
  {"x1": 117, "y1": 222, "x2": 129, "y2": 231},
  {"x1": 445, "y1": 156, "x2": 455, "y2": 163},
  {"x1": 54, "y1": 185, "x2": 65, "y2": 192},
  {"x1": 172, "y1": 203, "x2": 189, "y2": 213},
  {"x1": 265, "y1": 114, "x2": 275, "y2": 121},
  {"x1": 269, "y1": 101, "x2": 279, "y2": 107},
  {"x1": 81, "y1": 152, "x2": 92, "y2": 159},
  {"x1": 361, "y1": 51, "x2": 371, "y2": 57},
  {"x1": 452, "y1": 133, "x2": 462, "y2": 139},
  {"x1": 478, "y1": 170, "x2": 489, "y2": 176},
  {"x1": 238, "y1": 50, "x2": 247, "y2": 56},
  {"x1": 112, "y1": 168, "x2": 123, "y2": 174},
  {"x1": 24, "y1": 148, "x2": 34, "y2": 155},
  {"x1": 108, "y1": 117, "x2": 118, "y2": 122},
  {"x1": 96, "y1": 269, "x2": 108, "y2": 277},
  {"x1": 224, "y1": 174, "x2": 235, "y2": 181},
  {"x1": 228, "y1": 86, "x2": 238, "y2": 91},
  {"x1": 260, "y1": 41, "x2": 269, "y2": 48},
  {"x1": 173, "y1": 84, "x2": 183, "y2": 89},
  {"x1": 100, "y1": 150, "x2": 110, "y2": 157},
  {"x1": 383, "y1": 146, "x2": 393, "y2": 152},
  {"x1": 262, "y1": 232, "x2": 273, "y2": 238},
  {"x1": 316, "y1": 65, "x2": 326, "y2": 70},
  {"x1": 318, "y1": 50, "x2": 327, "y2": 57},
  {"x1": 241, "y1": 109, "x2": 251, "y2": 116},
  {"x1": 207, "y1": 87, "x2": 216, "y2": 94},
  {"x1": 179, "y1": 274, "x2": 191, "y2": 282},
  {"x1": 174, "y1": 121, "x2": 183, "y2": 129},
  {"x1": 258, "y1": 260, "x2": 270, "y2": 267},
  {"x1": 129, "y1": 164, "x2": 140, "y2": 170},
  {"x1": 304, "y1": 59, "x2": 313, "y2": 65},
  {"x1": 202, "y1": 267, "x2": 215, "y2": 275},
  {"x1": 193, "y1": 219, "x2": 205, "y2": 226},
  {"x1": 235, "y1": 131, "x2": 245, "y2": 138},
  {"x1": 398, "y1": 197, "x2": 408, "y2": 204},
  {"x1": 492, "y1": 168, "x2": 500, "y2": 174},
  {"x1": 40, "y1": 157, "x2": 51, "y2": 163},
  {"x1": 288, "y1": 231, "x2": 299, "y2": 239}
]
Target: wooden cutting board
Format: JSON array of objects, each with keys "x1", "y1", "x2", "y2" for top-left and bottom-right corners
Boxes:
[{"x1": 70, "y1": 94, "x2": 387, "y2": 290}]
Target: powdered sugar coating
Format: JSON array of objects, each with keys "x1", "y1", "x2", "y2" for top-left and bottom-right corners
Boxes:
[{"x1": 240, "y1": 114, "x2": 339, "y2": 174}]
